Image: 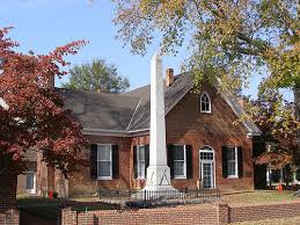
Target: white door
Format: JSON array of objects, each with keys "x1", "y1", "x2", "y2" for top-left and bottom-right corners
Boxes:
[{"x1": 200, "y1": 148, "x2": 215, "y2": 189}]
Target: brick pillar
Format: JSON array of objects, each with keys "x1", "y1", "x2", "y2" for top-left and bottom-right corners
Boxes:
[
  {"x1": 217, "y1": 202, "x2": 229, "y2": 225},
  {"x1": 55, "y1": 169, "x2": 69, "y2": 199},
  {"x1": 36, "y1": 153, "x2": 48, "y2": 197},
  {"x1": 0, "y1": 174, "x2": 17, "y2": 210},
  {"x1": 0, "y1": 209, "x2": 20, "y2": 225},
  {"x1": 61, "y1": 207, "x2": 77, "y2": 225}
]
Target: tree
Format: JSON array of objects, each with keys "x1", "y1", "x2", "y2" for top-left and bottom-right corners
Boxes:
[
  {"x1": 246, "y1": 89, "x2": 297, "y2": 166},
  {"x1": 244, "y1": 88, "x2": 298, "y2": 187},
  {"x1": 0, "y1": 27, "x2": 87, "y2": 207},
  {"x1": 63, "y1": 59, "x2": 130, "y2": 93},
  {"x1": 111, "y1": 0, "x2": 299, "y2": 162}
]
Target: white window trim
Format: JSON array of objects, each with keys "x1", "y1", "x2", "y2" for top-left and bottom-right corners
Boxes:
[
  {"x1": 200, "y1": 92, "x2": 212, "y2": 113},
  {"x1": 227, "y1": 146, "x2": 238, "y2": 179},
  {"x1": 26, "y1": 171, "x2": 36, "y2": 194},
  {"x1": 173, "y1": 145, "x2": 187, "y2": 180},
  {"x1": 199, "y1": 146, "x2": 216, "y2": 189},
  {"x1": 97, "y1": 144, "x2": 113, "y2": 180},
  {"x1": 136, "y1": 145, "x2": 146, "y2": 179}
]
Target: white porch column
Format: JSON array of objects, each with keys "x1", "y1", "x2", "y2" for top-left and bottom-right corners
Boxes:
[{"x1": 142, "y1": 52, "x2": 178, "y2": 193}]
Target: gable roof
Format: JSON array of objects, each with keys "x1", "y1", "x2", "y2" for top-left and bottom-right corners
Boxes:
[
  {"x1": 59, "y1": 72, "x2": 261, "y2": 136},
  {"x1": 122, "y1": 72, "x2": 192, "y2": 130},
  {"x1": 58, "y1": 88, "x2": 140, "y2": 131}
]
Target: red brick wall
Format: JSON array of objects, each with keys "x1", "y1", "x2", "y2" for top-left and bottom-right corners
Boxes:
[
  {"x1": 165, "y1": 90, "x2": 254, "y2": 191},
  {"x1": 65, "y1": 89, "x2": 254, "y2": 196},
  {"x1": 62, "y1": 204, "x2": 219, "y2": 225},
  {"x1": 61, "y1": 201, "x2": 300, "y2": 225},
  {"x1": 68, "y1": 135, "x2": 132, "y2": 196},
  {"x1": 0, "y1": 174, "x2": 17, "y2": 210},
  {"x1": 36, "y1": 153, "x2": 48, "y2": 197},
  {"x1": 128, "y1": 90, "x2": 254, "y2": 192},
  {"x1": 45, "y1": 86, "x2": 255, "y2": 196},
  {"x1": 229, "y1": 201, "x2": 300, "y2": 223},
  {"x1": 0, "y1": 209, "x2": 19, "y2": 225}
]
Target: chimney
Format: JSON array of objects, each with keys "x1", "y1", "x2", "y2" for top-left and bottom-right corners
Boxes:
[
  {"x1": 238, "y1": 96, "x2": 248, "y2": 109},
  {"x1": 238, "y1": 98, "x2": 244, "y2": 108},
  {"x1": 165, "y1": 68, "x2": 174, "y2": 87}
]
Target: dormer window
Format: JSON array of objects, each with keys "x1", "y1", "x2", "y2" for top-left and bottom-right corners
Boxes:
[{"x1": 200, "y1": 92, "x2": 211, "y2": 113}]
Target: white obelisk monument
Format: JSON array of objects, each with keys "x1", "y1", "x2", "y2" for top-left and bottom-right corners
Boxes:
[{"x1": 142, "y1": 52, "x2": 178, "y2": 193}]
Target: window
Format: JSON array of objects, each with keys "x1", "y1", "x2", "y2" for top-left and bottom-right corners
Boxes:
[
  {"x1": 26, "y1": 171, "x2": 36, "y2": 194},
  {"x1": 134, "y1": 145, "x2": 149, "y2": 179},
  {"x1": 227, "y1": 147, "x2": 238, "y2": 178},
  {"x1": 97, "y1": 144, "x2": 112, "y2": 180},
  {"x1": 137, "y1": 145, "x2": 146, "y2": 179},
  {"x1": 222, "y1": 146, "x2": 243, "y2": 179},
  {"x1": 173, "y1": 145, "x2": 187, "y2": 179},
  {"x1": 200, "y1": 92, "x2": 211, "y2": 113}
]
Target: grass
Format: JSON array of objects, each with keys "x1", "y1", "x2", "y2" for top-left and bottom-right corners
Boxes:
[
  {"x1": 17, "y1": 198, "x2": 61, "y2": 221},
  {"x1": 231, "y1": 216, "x2": 300, "y2": 225},
  {"x1": 223, "y1": 190, "x2": 299, "y2": 206},
  {"x1": 16, "y1": 190, "x2": 299, "y2": 222},
  {"x1": 17, "y1": 197, "x2": 121, "y2": 221}
]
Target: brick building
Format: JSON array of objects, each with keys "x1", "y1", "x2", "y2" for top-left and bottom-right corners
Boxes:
[{"x1": 18, "y1": 70, "x2": 262, "y2": 197}]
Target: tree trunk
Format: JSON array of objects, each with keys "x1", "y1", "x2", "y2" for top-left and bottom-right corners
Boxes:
[
  {"x1": 0, "y1": 173, "x2": 17, "y2": 210},
  {"x1": 294, "y1": 87, "x2": 300, "y2": 166}
]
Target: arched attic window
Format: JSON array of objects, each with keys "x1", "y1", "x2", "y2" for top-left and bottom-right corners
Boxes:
[{"x1": 200, "y1": 92, "x2": 211, "y2": 113}]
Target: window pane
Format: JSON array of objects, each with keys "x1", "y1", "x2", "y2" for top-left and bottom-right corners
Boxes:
[
  {"x1": 202, "y1": 94, "x2": 208, "y2": 103},
  {"x1": 200, "y1": 152, "x2": 213, "y2": 160},
  {"x1": 98, "y1": 162, "x2": 111, "y2": 177},
  {"x1": 201, "y1": 94, "x2": 211, "y2": 112},
  {"x1": 173, "y1": 146, "x2": 184, "y2": 160},
  {"x1": 139, "y1": 146, "x2": 145, "y2": 160},
  {"x1": 138, "y1": 161, "x2": 145, "y2": 178},
  {"x1": 202, "y1": 102, "x2": 207, "y2": 111},
  {"x1": 26, "y1": 173, "x2": 34, "y2": 189},
  {"x1": 205, "y1": 103, "x2": 209, "y2": 111},
  {"x1": 228, "y1": 161, "x2": 236, "y2": 176},
  {"x1": 98, "y1": 145, "x2": 111, "y2": 160},
  {"x1": 227, "y1": 148, "x2": 235, "y2": 160},
  {"x1": 174, "y1": 161, "x2": 184, "y2": 176},
  {"x1": 203, "y1": 163, "x2": 212, "y2": 188}
]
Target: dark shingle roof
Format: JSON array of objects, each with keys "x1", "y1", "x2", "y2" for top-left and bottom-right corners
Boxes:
[
  {"x1": 123, "y1": 72, "x2": 192, "y2": 130},
  {"x1": 59, "y1": 72, "x2": 261, "y2": 135},
  {"x1": 58, "y1": 88, "x2": 140, "y2": 130}
]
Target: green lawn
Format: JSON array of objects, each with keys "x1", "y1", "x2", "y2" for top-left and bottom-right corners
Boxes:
[
  {"x1": 16, "y1": 190, "x2": 299, "y2": 222},
  {"x1": 223, "y1": 190, "x2": 299, "y2": 206},
  {"x1": 231, "y1": 216, "x2": 300, "y2": 225},
  {"x1": 17, "y1": 197, "x2": 121, "y2": 221},
  {"x1": 17, "y1": 198, "x2": 62, "y2": 221}
]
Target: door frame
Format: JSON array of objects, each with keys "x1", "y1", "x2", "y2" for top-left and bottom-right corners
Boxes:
[{"x1": 199, "y1": 146, "x2": 216, "y2": 189}]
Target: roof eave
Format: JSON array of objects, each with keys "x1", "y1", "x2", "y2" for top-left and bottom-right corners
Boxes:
[{"x1": 82, "y1": 127, "x2": 149, "y2": 137}]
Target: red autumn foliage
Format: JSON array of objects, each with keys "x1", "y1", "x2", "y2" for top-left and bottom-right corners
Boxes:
[{"x1": 0, "y1": 27, "x2": 88, "y2": 177}]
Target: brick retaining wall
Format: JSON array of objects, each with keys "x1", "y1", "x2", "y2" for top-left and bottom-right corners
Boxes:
[
  {"x1": 62, "y1": 204, "x2": 220, "y2": 225},
  {"x1": 229, "y1": 201, "x2": 300, "y2": 223},
  {"x1": 0, "y1": 209, "x2": 19, "y2": 225},
  {"x1": 61, "y1": 201, "x2": 300, "y2": 225},
  {"x1": 0, "y1": 174, "x2": 17, "y2": 210}
]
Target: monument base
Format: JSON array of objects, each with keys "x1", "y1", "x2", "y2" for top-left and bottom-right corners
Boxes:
[{"x1": 136, "y1": 165, "x2": 180, "y2": 200}]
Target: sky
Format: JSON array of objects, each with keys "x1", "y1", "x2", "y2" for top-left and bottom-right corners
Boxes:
[{"x1": 0, "y1": 0, "x2": 293, "y2": 100}]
